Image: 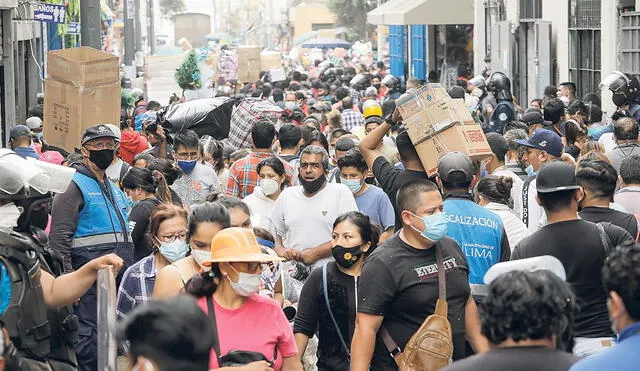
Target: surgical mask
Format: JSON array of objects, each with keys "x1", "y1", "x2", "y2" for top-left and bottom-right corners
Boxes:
[
  {"x1": 0, "y1": 203, "x2": 22, "y2": 231},
  {"x1": 341, "y1": 178, "x2": 363, "y2": 194},
  {"x1": 298, "y1": 173, "x2": 326, "y2": 194},
  {"x1": 87, "y1": 149, "x2": 115, "y2": 170},
  {"x1": 559, "y1": 96, "x2": 571, "y2": 106},
  {"x1": 227, "y1": 264, "x2": 261, "y2": 296},
  {"x1": 588, "y1": 125, "x2": 603, "y2": 138},
  {"x1": 409, "y1": 212, "x2": 448, "y2": 242},
  {"x1": 177, "y1": 159, "x2": 197, "y2": 173},
  {"x1": 332, "y1": 243, "x2": 365, "y2": 268},
  {"x1": 191, "y1": 249, "x2": 211, "y2": 271},
  {"x1": 525, "y1": 164, "x2": 536, "y2": 177},
  {"x1": 260, "y1": 178, "x2": 280, "y2": 196},
  {"x1": 612, "y1": 93, "x2": 628, "y2": 108},
  {"x1": 157, "y1": 239, "x2": 189, "y2": 263},
  {"x1": 126, "y1": 196, "x2": 138, "y2": 210},
  {"x1": 285, "y1": 101, "x2": 299, "y2": 110}
]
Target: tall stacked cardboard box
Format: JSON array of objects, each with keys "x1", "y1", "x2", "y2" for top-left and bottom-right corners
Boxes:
[
  {"x1": 237, "y1": 46, "x2": 261, "y2": 83},
  {"x1": 397, "y1": 84, "x2": 492, "y2": 176},
  {"x1": 43, "y1": 47, "x2": 121, "y2": 152}
]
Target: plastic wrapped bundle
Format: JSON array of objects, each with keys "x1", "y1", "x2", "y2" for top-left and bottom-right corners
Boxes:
[{"x1": 160, "y1": 97, "x2": 238, "y2": 140}]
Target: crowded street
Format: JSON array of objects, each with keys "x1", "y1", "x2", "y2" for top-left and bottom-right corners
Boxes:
[{"x1": 0, "y1": 0, "x2": 639, "y2": 370}]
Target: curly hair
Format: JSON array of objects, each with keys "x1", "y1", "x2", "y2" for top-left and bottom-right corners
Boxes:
[
  {"x1": 480, "y1": 270, "x2": 577, "y2": 351},
  {"x1": 603, "y1": 242, "x2": 640, "y2": 321}
]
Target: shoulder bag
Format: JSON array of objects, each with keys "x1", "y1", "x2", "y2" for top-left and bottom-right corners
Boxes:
[
  {"x1": 206, "y1": 296, "x2": 277, "y2": 367},
  {"x1": 322, "y1": 264, "x2": 350, "y2": 358},
  {"x1": 380, "y1": 245, "x2": 453, "y2": 371}
]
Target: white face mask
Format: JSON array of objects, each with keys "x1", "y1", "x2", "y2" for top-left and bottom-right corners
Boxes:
[
  {"x1": 260, "y1": 178, "x2": 280, "y2": 196},
  {"x1": 132, "y1": 358, "x2": 155, "y2": 371},
  {"x1": 191, "y1": 249, "x2": 211, "y2": 271},
  {"x1": 227, "y1": 264, "x2": 261, "y2": 297},
  {"x1": 0, "y1": 203, "x2": 22, "y2": 231}
]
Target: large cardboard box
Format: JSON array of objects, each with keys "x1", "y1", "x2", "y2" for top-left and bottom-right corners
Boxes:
[
  {"x1": 398, "y1": 84, "x2": 490, "y2": 176},
  {"x1": 43, "y1": 79, "x2": 121, "y2": 152},
  {"x1": 414, "y1": 124, "x2": 493, "y2": 176},
  {"x1": 47, "y1": 47, "x2": 119, "y2": 87},
  {"x1": 237, "y1": 46, "x2": 261, "y2": 82},
  {"x1": 260, "y1": 51, "x2": 282, "y2": 71}
]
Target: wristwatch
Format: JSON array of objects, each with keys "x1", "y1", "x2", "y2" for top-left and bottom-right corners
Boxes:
[{"x1": 384, "y1": 112, "x2": 397, "y2": 125}]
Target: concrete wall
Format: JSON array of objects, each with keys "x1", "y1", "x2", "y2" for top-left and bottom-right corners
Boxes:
[{"x1": 290, "y1": 4, "x2": 336, "y2": 41}]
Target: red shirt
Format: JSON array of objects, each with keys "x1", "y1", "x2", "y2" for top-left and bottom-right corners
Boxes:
[{"x1": 198, "y1": 294, "x2": 298, "y2": 370}]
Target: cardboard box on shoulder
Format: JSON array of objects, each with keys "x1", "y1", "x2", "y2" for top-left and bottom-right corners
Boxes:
[
  {"x1": 47, "y1": 47, "x2": 119, "y2": 87},
  {"x1": 43, "y1": 79, "x2": 121, "y2": 153},
  {"x1": 397, "y1": 84, "x2": 491, "y2": 176}
]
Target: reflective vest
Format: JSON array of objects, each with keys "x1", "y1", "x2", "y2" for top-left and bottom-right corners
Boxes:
[
  {"x1": 444, "y1": 198, "x2": 505, "y2": 294},
  {"x1": 69, "y1": 172, "x2": 133, "y2": 332}
]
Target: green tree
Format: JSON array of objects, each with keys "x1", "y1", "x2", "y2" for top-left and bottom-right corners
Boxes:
[
  {"x1": 327, "y1": 0, "x2": 377, "y2": 41},
  {"x1": 175, "y1": 51, "x2": 202, "y2": 94},
  {"x1": 160, "y1": 0, "x2": 185, "y2": 16}
]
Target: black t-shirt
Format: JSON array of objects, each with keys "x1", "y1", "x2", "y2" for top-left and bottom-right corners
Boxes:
[
  {"x1": 129, "y1": 198, "x2": 162, "y2": 261},
  {"x1": 358, "y1": 234, "x2": 470, "y2": 370},
  {"x1": 512, "y1": 220, "x2": 633, "y2": 337},
  {"x1": 442, "y1": 346, "x2": 579, "y2": 371},
  {"x1": 579, "y1": 206, "x2": 638, "y2": 239},
  {"x1": 371, "y1": 156, "x2": 429, "y2": 231},
  {"x1": 294, "y1": 262, "x2": 356, "y2": 371}
]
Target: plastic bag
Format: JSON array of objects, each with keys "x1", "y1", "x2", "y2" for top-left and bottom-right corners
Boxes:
[{"x1": 160, "y1": 97, "x2": 238, "y2": 140}]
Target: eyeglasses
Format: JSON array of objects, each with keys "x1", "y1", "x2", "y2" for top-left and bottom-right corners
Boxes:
[
  {"x1": 84, "y1": 142, "x2": 116, "y2": 151},
  {"x1": 176, "y1": 151, "x2": 199, "y2": 160},
  {"x1": 156, "y1": 231, "x2": 188, "y2": 243}
]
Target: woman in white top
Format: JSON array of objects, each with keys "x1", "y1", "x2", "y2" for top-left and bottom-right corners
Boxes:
[
  {"x1": 243, "y1": 157, "x2": 290, "y2": 229},
  {"x1": 199, "y1": 135, "x2": 230, "y2": 189},
  {"x1": 476, "y1": 175, "x2": 531, "y2": 251}
]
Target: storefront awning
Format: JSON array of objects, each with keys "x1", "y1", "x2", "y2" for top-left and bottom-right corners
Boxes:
[{"x1": 367, "y1": 0, "x2": 474, "y2": 25}]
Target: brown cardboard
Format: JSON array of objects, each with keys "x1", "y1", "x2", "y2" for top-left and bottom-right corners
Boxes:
[
  {"x1": 47, "y1": 47, "x2": 119, "y2": 87},
  {"x1": 413, "y1": 124, "x2": 492, "y2": 177},
  {"x1": 237, "y1": 46, "x2": 261, "y2": 82},
  {"x1": 43, "y1": 79, "x2": 121, "y2": 152},
  {"x1": 260, "y1": 51, "x2": 282, "y2": 71}
]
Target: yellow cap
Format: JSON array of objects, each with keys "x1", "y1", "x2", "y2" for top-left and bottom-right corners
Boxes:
[{"x1": 203, "y1": 227, "x2": 283, "y2": 266}]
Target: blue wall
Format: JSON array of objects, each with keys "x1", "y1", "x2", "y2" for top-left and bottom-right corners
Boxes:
[
  {"x1": 410, "y1": 25, "x2": 428, "y2": 80},
  {"x1": 388, "y1": 25, "x2": 406, "y2": 79}
]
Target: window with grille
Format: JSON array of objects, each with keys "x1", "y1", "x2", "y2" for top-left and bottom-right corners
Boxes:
[
  {"x1": 520, "y1": 0, "x2": 542, "y2": 20},
  {"x1": 620, "y1": 12, "x2": 640, "y2": 76},
  {"x1": 568, "y1": 0, "x2": 601, "y2": 97}
]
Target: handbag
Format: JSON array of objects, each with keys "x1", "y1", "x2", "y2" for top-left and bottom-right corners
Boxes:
[
  {"x1": 380, "y1": 245, "x2": 453, "y2": 371},
  {"x1": 206, "y1": 296, "x2": 277, "y2": 367}
]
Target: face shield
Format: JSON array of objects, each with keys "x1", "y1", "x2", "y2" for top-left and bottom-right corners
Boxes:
[
  {"x1": 599, "y1": 71, "x2": 629, "y2": 93},
  {"x1": 381, "y1": 74, "x2": 396, "y2": 87},
  {"x1": 468, "y1": 74, "x2": 486, "y2": 89},
  {"x1": 0, "y1": 149, "x2": 75, "y2": 195}
]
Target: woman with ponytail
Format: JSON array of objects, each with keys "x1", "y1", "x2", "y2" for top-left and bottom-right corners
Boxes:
[
  {"x1": 122, "y1": 167, "x2": 165, "y2": 261},
  {"x1": 186, "y1": 227, "x2": 301, "y2": 370},
  {"x1": 475, "y1": 175, "x2": 531, "y2": 250}
]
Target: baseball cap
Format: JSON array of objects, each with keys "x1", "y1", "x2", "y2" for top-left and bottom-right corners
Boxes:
[
  {"x1": 9, "y1": 125, "x2": 32, "y2": 140},
  {"x1": 105, "y1": 124, "x2": 122, "y2": 142},
  {"x1": 25, "y1": 117, "x2": 43, "y2": 130},
  {"x1": 437, "y1": 152, "x2": 474, "y2": 183},
  {"x1": 515, "y1": 129, "x2": 563, "y2": 158},
  {"x1": 485, "y1": 132, "x2": 509, "y2": 159},
  {"x1": 40, "y1": 151, "x2": 65, "y2": 165},
  {"x1": 81, "y1": 124, "x2": 118, "y2": 145},
  {"x1": 536, "y1": 161, "x2": 581, "y2": 193},
  {"x1": 203, "y1": 227, "x2": 283, "y2": 266}
]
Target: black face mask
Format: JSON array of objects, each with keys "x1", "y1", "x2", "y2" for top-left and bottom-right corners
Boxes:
[
  {"x1": 87, "y1": 148, "x2": 115, "y2": 170},
  {"x1": 298, "y1": 173, "x2": 326, "y2": 194},
  {"x1": 372, "y1": 83, "x2": 381, "y2": 89},
  {"x1": 332, "y1": 244, "x2": 365, "y2": 268},
  {"x1": 612, "y1": 93, "x2": 628, "y2": 108}
]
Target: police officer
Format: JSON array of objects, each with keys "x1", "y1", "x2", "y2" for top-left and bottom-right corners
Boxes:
[
  {"x1": 485, "y1": 71, "x2": 517, "y2": 134},
  {"x1": 49, "y1": 125, "x2": 133, "y2": 371},
  {"x1": 600, "y1": 71, "x2": 640, "y2": 121},
  {"x1": 381, "y1": 75, "x2": 403, "y2": 102},
  {"x1": 0, "y1": 150, "x2": 123, "y2": 370}
]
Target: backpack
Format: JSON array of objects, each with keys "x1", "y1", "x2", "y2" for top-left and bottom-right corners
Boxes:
[{"x1": 380, "y1": 245, "x2": 453, "y2": 371}]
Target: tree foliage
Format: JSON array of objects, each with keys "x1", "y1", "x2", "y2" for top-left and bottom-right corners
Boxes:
[
  {"x1": 327, "y1": 0, "x2": 377, "y2": 41},
  {"x1": 160, "y1": 0, "x2": 185, "y2": 16},
  {"x1": 175, "y1": 51, "x2": 202, "y2": 92}
]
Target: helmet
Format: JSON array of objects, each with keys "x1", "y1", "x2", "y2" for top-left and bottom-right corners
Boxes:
[
  {"x1": 486, "y1": 72, "x2": 513, "y2": 101},
  {"x1": 381, "y1": 75, "x2": 401, "y2": 92},
  {"x1": 350, "y1": 74, "x2": 370, "y2": 91},
  {"x1": 468, "y1": 74, "x2": 486, "y2": 89},
  {"x1": 362, "y1": 100, "x2": 383, "y2": 118},
  {"x1": 600, "y1": 71, "x2": 640, "y2": 106}
]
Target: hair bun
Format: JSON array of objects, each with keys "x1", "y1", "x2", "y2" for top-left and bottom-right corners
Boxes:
[{"x1": 496, "y1": 176, "x2": 513, "y2": 195}]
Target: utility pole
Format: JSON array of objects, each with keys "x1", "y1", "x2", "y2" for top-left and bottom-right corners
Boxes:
[
  {"x1": 123, "y1": 0, "x2": 135, "y2": 88},
  {"x1": 80, "y1": 0, "x2": 102, "y2": 49},
  {"x1": 134, "y1": 0, "x2": 144, "y2": 76},
  {"x1": 148, "y1": 0, "x2": 156, "y2": 55}
]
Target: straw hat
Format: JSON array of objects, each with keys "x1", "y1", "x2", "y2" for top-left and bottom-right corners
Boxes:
[{"x1": 202, "y1": 227, "x2": 283, "y2": 267}]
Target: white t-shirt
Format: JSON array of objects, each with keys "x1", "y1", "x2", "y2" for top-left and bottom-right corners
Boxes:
[
  {"x1": 269, "y1": 183, "x2": 358, "y2": 268},
  {"x1": 105, "y1": 159, "x2": 126, "y2": 186},
  {"x1": 243, "y1": 186, "x2": 276, "y2": 230},
  {"x1": 519, "y1": 177, "x2": 545, "y2": 234}
]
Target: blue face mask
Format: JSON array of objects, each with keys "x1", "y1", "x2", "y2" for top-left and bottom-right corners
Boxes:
[
  {"x1": 525, "y1": 164, "x2": 536, "y2": 177},
  {"x1": 157, "y1": 239, "x2": 189, "y2": 263},
  {"x1": 177, "y1": 159, "x2": 197, "y2": 173},
  {"x1": 127, "y1": 196, "x2": 138, "y2": 209},
  {"x1": 409, "y1": 212, "x2": 449, "y2": 242},
  {"x1": 341, "y1": 178, "x2": 363, "y2": 194}
]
